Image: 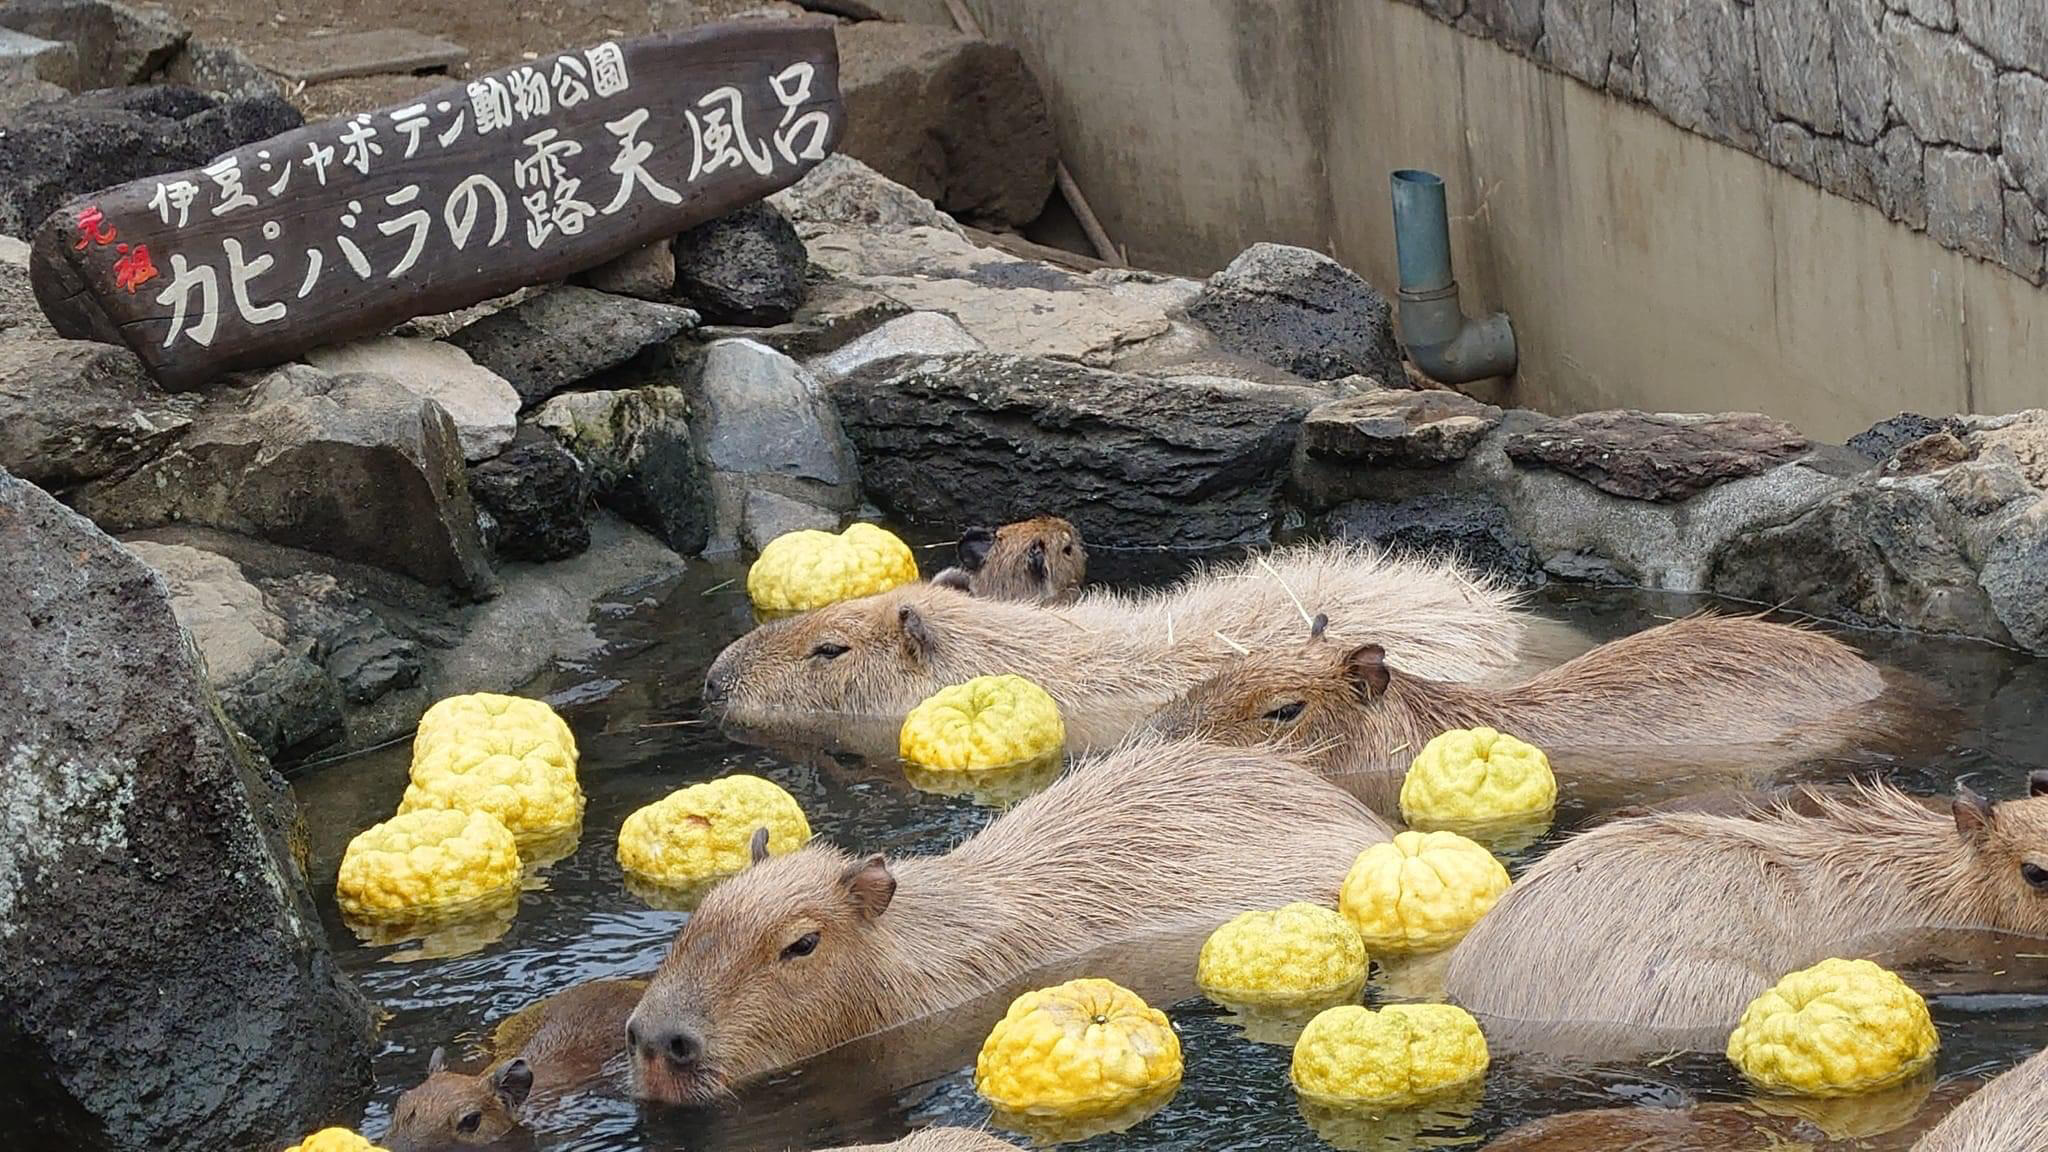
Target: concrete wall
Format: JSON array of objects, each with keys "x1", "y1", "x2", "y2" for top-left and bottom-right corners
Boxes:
[{"x1": 951, "y1": 0, "x2": 2048, "y2": 441}]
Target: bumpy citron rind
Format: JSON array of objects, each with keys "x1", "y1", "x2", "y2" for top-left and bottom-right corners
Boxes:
[
  {"x1": 414, "y1": 692, "x2": 577, "y2": 763},
  {"x1": 1400, "y1": 726, "x2": 1557, "y2": 827},
  {"x1": 1339, "y1": 830, "x2": 1509, "y2": 955},
  {"x1": 336, "y1": 808, "x2": 522, "y2": 918},
  {"x1": 285, "y1": 1129, "x2": 389, "y2": 1152},
  {"x1": 1728, "y1": 957, "x2": 1938, "y2": 1097},
  {"x1": 1198, "y1": 903, "x2": 1369, "y2": 1010},
  {"x1": 616, "y1": 774, "x2": 811, "y2": 886},
  {"x1": 975, "y1": 977, "x2": 1184, "y2": 1118},
  {"x1": 1290, "y1": 1003, "x2": 1491, "y2": 1108},
  {"x1": 900, "y1": 674, "x2": 1066, "y2": 773},
  {"x1": 398, "y1": 730, "x2": 583, "y2": 838},
  {"x1": 747, "y1": 522, "x2": 919, "y2": 614}
]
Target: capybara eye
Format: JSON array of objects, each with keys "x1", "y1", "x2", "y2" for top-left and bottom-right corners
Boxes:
[
  {"x1": 809, "y1": 643, "x2": 849, "y2": 661},
  {"x1": 1263, "y1": 701, "x2": 1306, "y2": 723},
  {"x1": 781, "y1": 931, "x2": 821, "y2": 959},
  {"x1": 457, "y1": 1111, "x2": 482, "y2": 1134},
  {"x1": 2023, "y1": 862, "x2": 2048, "y2": 890}
]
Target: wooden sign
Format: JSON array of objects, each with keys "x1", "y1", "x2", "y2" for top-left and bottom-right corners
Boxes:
[{"x1": 30, "y1": 19, "x2": 842, "y2": 389}]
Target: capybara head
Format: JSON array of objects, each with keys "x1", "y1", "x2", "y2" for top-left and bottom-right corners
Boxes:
[
  {"x1": 702, "y1": 584, "x2": 963, "y2": 723},
  {"x1": 1952, "y1": 772, "x2": 2048, "y2": 935},
  {"x1": 932, "y1": 517, "x2": 1088, "y2": 605},
  {"x1": 382, "y1": 1047, "x2": 533, "y2": 1152},
  {"x1": 1153, "y1": 614, "x2": 1386, "y2": 764},
  {"x1": 627, "y1": 841, "x2": 901, "y2": 1106}
]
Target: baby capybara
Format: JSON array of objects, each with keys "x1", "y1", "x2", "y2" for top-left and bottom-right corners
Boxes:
[
  {"x1": 1911, "y1": 1045, "x2": 2048, "y2": 1151},
  {"x1": 383, "y1": 978, "x2": 645, "y2": 1151},
  {"x1": 626, "y1": 737, "x2": 1392, "y2": 1105},
  {"x1": 1444, "y1": 775, "x2": 2048, "y2": 1050},
  {"x1": 704, "y1": 542, "x2": 1524, "y2": 744},
  {"x1": 930, "y1": 516, "x2": 1088, "y2": 605}
]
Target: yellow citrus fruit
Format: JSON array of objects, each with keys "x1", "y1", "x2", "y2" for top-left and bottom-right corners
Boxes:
[
  {"x1": 285, "y1": 1129, "x2": 388, "y2": 1152},
  {"x1": 1400, "y1": 727, "x2": 1556, "y2": 826},
  {"x1": 1339, "y1": 831, "x2": 1509, "y2": 954},
  {"x1": 975, "y1": 978, "x2": 1183, "y2": 1118},
  {"x1": 336, "y1": 808, "x2": 522, "y2": 918},
  {"x1": 1728, "y1": 957, "x2": 1938, "y2": 1097},
  {"x1": 398, "y1": 727, "x2": 582, "y2": 838},
  {"x1": 1290, "y1": 1003, "x2": 1490, "y2": 1108},
  {"x1": 414, "y1": 692, "x2": 576, "y2": 763},
  {"x1": 747, "y1": 522, "x2": 919, "y2": 614},
  {"x1": 616, "y1": 775, "x2": 811, "y2": 886},
  {"x1": 1198, "y1": 903, "x2": 1368, "y2": 1010},
  {"x1": 900, "y1": 674, "x2": 1065, "y2": 772}
]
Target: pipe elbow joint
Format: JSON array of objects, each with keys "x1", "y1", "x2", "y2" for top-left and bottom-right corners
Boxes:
[
  {"x1": 1389, "y1": 169, "x2": 1518, "y2": 386},
  {"x1": 1400, "y1": 299, "x2": 1518, "y2": 384}
]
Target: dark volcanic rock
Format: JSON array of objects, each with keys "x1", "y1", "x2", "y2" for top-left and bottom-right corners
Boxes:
[
  {"x1": 832, "y1": 352, "x2": 1327, "y2": 550},
  {"x1": 467, "y1": 425, "x2": 592, "y2": 562},
  {"x1": 1847, "y1": 411, "x2": 1969, "y2": 461},
  {"x1": 1326, "y1": 492, "x2": 1538, "y2": 580},
  {"x1": 1505, "y1": 410, "x2": 1812, "y2": 502},
  {"x1": 0, "y1": 0, "x2": 189, "y2": 88},
  {"x1": 0, "y1": 469, "x2": 373, "y2": 1152},
  {"x1": 445, "y1": 286, "x2": 699, "y2": 409},
  {"x1": 0, "y1": 335, "x2": 188, "y2": 488},
  {"x1": 671, "y1": 201, "x2": 808, "y2": 326},
  {"x1": 260, "y1": 572, "x2": 421, "y2": 708},
  {"x1": 533, "y1": 385, "x2": 710, "y2": 555},
  {"x1": 0, "y1": 84, "x2": 299, "y2": 238},
  {"x1": 1300, "y1": 388, "x2": 1503, "y2": 466},
  {"x1": 1186, "y1": 243, "x2": 1405, "y2": 386}
]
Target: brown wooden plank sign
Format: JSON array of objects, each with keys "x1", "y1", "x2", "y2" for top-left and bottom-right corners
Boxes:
[{"x1": 30, "y1": 19, "x2": 842, "y2": 389}]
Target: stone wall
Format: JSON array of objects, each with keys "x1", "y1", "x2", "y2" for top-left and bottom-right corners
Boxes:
[{"x1": 1408, "y1": 0, "x2": 2048, "y2": 283}]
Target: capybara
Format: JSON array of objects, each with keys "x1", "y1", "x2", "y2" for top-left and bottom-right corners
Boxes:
[
  {"x1": 930, "y1": 517, "x2": 1087, "y2": 605},
  {"x1": 1481, "y1": 1077, "x2": 1975, "y2": 1151},
  {"x1": 626, "y1": 737, "x2": 1393, "y2": 1104},
  {"x1": 704, "y1": 542, "x2": 1524, "y2": 745},
  {"x1": 1444, "y1": 775, "x2": 2048, "y2": 1051},
  {"x1": 1157, "y1": 612, "x2": 1896, "y2": 786},
  {"x1": 383, "y1": 977, "x2": 646, "y2": 1151},
  {"x1": 831, "y1": 1130, "x2": 1019, "y2": 1152},
  {"x1": 1912, "y1": 1046, "x2": 2048, "y2": 1151}
]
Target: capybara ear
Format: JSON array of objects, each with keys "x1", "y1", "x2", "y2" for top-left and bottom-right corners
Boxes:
[
  {"x1": 957, "y1": 527, "x2": 996, "y2": 571},
  {"x1": 1343, "y1": 644, "x2": 1391, "y2": 701},
  {"x1": 1310, "y1": 613, "x2": 1329, "y2": 641},
  {"x1": 427, "y1": 1046, "x2": 447, "y2": 1076},
  {"x1": 840, "y1": 853, "x2": 897, "y2": 919},
  {"x1": 2032, "y1": 770, "x2": 2048, "y2": 798},
  {"x1": 1027, "y1": 539, "x2": 1048, "y2": 583},
  {"x1": 1954, "y1": 785, "x2": 1996, "y2": 839},
  {"x1": 897, "y1": 605, "x2": 936, "y2": 661},
  {"x1": 748, "y1": 826, "x2": 771, "y2": 866},
  {"x1": 492, "y1": 1058, "x2": 534, "y2": 1110},
  {"x1": 931, "y1": 567, "x2": 972, "y2": 593}
]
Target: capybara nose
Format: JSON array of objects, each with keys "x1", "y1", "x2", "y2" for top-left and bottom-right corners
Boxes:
[
  {"x1": 636, "y1": 1020, "x2": 704, "y2": 1069},
  {"x1": 702, "y1": 658, "x2": 734, "y2": 710}
]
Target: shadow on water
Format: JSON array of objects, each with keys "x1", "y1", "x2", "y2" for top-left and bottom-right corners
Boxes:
[{"x1": 286, "y1": 545, "x2": 2048, "y2": 1150}]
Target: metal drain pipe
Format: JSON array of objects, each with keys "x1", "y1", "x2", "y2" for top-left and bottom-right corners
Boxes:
[{"x1": 1389, "y1": 169, "x2": 1517, "y2": 383}]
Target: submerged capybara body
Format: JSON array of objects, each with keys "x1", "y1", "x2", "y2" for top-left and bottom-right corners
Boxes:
[
  {"x1": 705, "y1": 542, "x2": 1524, "y2": 744},
  {"x1": 1911, "y1": 1046, "x2": 2048, "y2": 1152},
  {"x1": 1482, "y1": 1079, "x2": 1975, "y2": 1152},
  {"x1": 1444, "y1": 776, "x2": 2048, "y2": 1049},
  {"x1": 1160, "y1": 612, "x2": 1894, "y2": 781},
  {"x1": 626, "y1": 737, "x2": 1393, "y2": 1104},
  {"x1": 834, "y1": 1131, "x2": 1019, "y2": 1152},
  {"x1": 384, "y1": 977, "x2": 646, "y2": 1151},
  {"x1": 930, "y1": 517, "x2": 1088, "y2": 605}
]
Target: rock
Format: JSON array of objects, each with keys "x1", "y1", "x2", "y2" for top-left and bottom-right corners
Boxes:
[
  {"x1": 1883, "y1": 431, "x2": 1975, "y2": 475},
  {"x1": 260, "y1": 572, "x2": 421, "y2": 709},
  {"x1": 742, "y1": 486, "x2": 839, "y2": 552},
  {"x1": 1883, "y1": 13, "x2": 1998, "y2": 149},
  {"x1": 2002, "y1": 188, "x2": 2044, "y2": 283},
  {"x1": 682, "y1": 338, "x2": 858, "y2": 548},
  {"x1": 466, "y1": 425, "x2": 591, "y2": 562},
  {"x1": 0, "y1": 335, "x2": 188, "y2": 488},
  {"x1": 670, "y1": 201, "x2": 807, "y2": 326},
  {"x1": 1832, "y1": 0, "x2": 1889, "y2": 144},
  {"x1": 693, "y1": 271, "x2": 909, "y2": 358},
  {"x1": 445, "y1": 286, "x2": 699, "y2": 410},
  {"x1": 770, "y1": 152, "x2": 965, "y2": 237},
  {"x1": 833, "y1": 22, "x2": 1056, "y2": 228},
  {"x1": 1504, "y1": 410, "x2": 1811, "y2": 502},
  {"x1": 533, "y1": 386, "x2": 710, "y2": 555},
  {"x1": 1874, "y1": 125, "x2": 1927, "y2": 228},
  {"x1": 0, "y1": 84, "x2": 299, "y2": 238},
  {"x1": 806, "y1": 310, "x2": 984, "y2": 384},
  {"x1": 575, "y1": 241, "x2": 676, "y2": 301},
  {"x1": 1940, "y1": 455, "x2": 2033, "y2": 516},
  {"x1": 1923, "y1": 147, "x2": 2007, "y2": 262},
  {"x1": 1634, "y1": 0, "x2": 1762, "y2": 148},
  {"x1": 1542, "y1": 0, "x2": 1614, "y2": 86},
  {"x1": 303, "y1": 336, "x2": 519, "y2": 462},
  {"x1": 1957, "y1": 0, "x2": 2048, "y2": 74},
  {"x1": 1848, "y1": 411, "x2": 1966, "y2": 460},
  {"x1": 1468, "y1": 0, "x2": 1543, "y2": 50},
  {"x1": 1965, "y1": 409, "x2": 2048, "y2": 488},
  {"x1": 74, "y1": 365, "x2": 496, "y2": 596},
  {"x1": 239, "y1": 27, "x2": 466, "y2": 84},
  {"x1": 0, "y1": 0, "x2": 187, "y2": 88},
  {"x1": 0, "y1": 470, "x2": 373, "y2": 1152},
  {"x1": 832, "y1": 352, "x2": 1328, "y2": 549},
  {"x1": 1299, "y1": 389, "x2": 1503, "y2": 466},
  {"x1": 122, "y1": 540, "x2": 342, "y2": 760},
  {"x1": 1999, "y1": 72, "x2": 2048, "y2": 209},
  {"x1": 1186, "y1": 243, "x2": 1405, "y2": 386},
  {"x1": 1326, "y1": 492, "x2": 1537, "y2": 581},
  {"x1": 1754, "y1": 0, "x2": 1841, "y2": 133}
]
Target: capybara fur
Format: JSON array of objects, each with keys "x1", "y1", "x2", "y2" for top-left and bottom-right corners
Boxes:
[
  {"x1": 1911, "y1": 1046, "x2": 2048, "y2": 1152},
  {"x1": 1444, "y1": 774, "x2": 2048, "y2": 1048},
  {"x1": 830, "y1": 1130, "x2": 1019, "y2": 1152},
  {"x1": 383, "y1": 978, "x2": 646, "y2": 1152},
  {"x1": 930, "y1": 517, "x2": 1087, "y2": 605},
  {"x1": 627, "y1": 737, "x2": 1392, "y2": 1104},
  {"x1": 704, "y1": 543, "x2": 1523, "y2": 745},
  {"x1": 1482, "y1": 1078, "x2": 1974, "y2": 1151}
]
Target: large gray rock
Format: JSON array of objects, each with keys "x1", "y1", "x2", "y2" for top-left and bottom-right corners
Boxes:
[
  {"x1": 1299, "y1": 388, "x2": 1503, "y2": 466},
  {"x1": 303, "y1": 337, "x2": 519, "y2": 462},
  {"x1": 1505, "y1": 410, "x2": 1811, "y2": 502},
  {"x1": 768, "y1": 152, "x2": 966, "y2": 237},
  {"x1": 0, "y1": 335, "x2": 188, "y2": 488},
  {"x1": 122, "y1": 540, "x2": 342, "y2": 761},
  {"x1": 683, "y1": 339, "x2": 858, "y2": 551},
  {"x1": 259, "y1": 571, "x2": 421, "y2": 710},
  {"x1": 1979, "y1": 496, "x2": 2048, "y2": 653},
  {"x1": 574, "y1": 241, "x2": 676, "y2": 301},
  {"x1": 445, "y1": 286, "x2": 699, "y2": 410},
  {"x1": 533, "y1": 386, "x2": 710, "y2": 555},
  {"x1": 0, "y1": 471, "x2": 373, "y2": 1151},
  {"x1": 1832, "y1": 0, "x2": 1890, "y2": 144},
  {"x1": 0, "y1": 0, "x2": 187, "y2": 88},
  {"x1": 467, "y1": 425, "x2": 591, "y2": 562},
  {"x1": 1186, "y1": 243, "x2": 1405, "y2": 386},
  {"x1": 806, "y1": 310, "x2": 984, "y2": 384},
  {"x1": 671, "y1": 201, "x2": 808, "y2": 326},
  {"x1": 833, "y1": 21, "x2": 1056, "y2": 229},
  {"x1": 1958, "y1": 0, "x2": 2048, "y2": 74},
  {"x1": 832, "y1": 353, "x2": 1327, "y2": 549},
  {"x1": 0, "y1": 84, "x2": 299, "y2": 238},
  {"x1": 693, "y1": 272, "x2": 910, "y2": 359},
  {"x1": 74, "y1": 366, "x2": 496, "y2": 596},
  {"x1": 1541, "y1": 0, "x2": 1613, "y2": 85},
  {"x1": 1326, "y1": 491, "x2": 1538, "y2": 581},
  {"x1": 2000, "y1": 72, "x2": 2048, "y2": 218},
  {"x1": 1755, "y1": 0, "x2": 1841, "y2": 133},
  {"x1": 1635, "y1": 0, "x2": 1762, "y2": 148},
  {"x1": 1883, "y1": 13, "x2": 1998, "y2": 149},
  {"x1": 1923, "y1": 146, "x2": 2004, "y2": 263}
]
